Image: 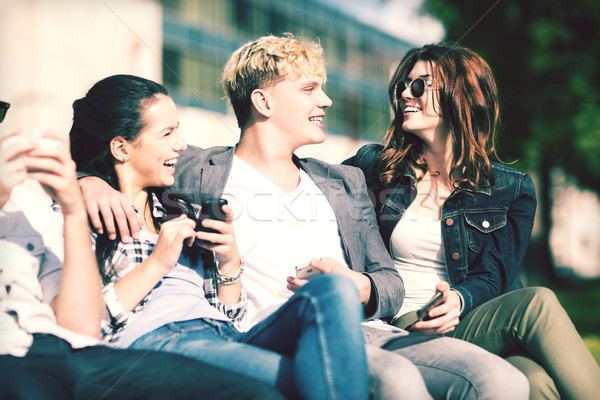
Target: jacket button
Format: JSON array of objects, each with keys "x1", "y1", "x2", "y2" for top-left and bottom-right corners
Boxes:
[
  {"x1": 26, "y1": 242, "x2": 35, "y2": 251},
  {"x1": 482, "y1": 220, "x2": 490, "y2": 229},
  {"x1": 451, "y1": 252, "x2": 460, "y2": 261},
  {"x1": 445, "y1": 218, "x2": 454, "y2": 227}
]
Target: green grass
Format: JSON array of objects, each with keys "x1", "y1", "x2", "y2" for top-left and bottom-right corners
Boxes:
[{"x1": 582, "y1": 335, "x2": 600, "y2": 365}]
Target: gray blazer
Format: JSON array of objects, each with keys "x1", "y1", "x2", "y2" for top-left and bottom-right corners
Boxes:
[{"x1": 171, "y1": 145, "x2": 404, "y2": 321}]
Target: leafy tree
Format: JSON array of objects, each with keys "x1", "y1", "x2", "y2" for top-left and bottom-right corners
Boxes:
[{"x1": 423, "y1": 0, "x2": 600, "y2": 282}]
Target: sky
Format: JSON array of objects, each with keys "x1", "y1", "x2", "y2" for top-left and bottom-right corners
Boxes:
[{"x1": 316, "y1": 0, "x2": 446, "y2": 45}]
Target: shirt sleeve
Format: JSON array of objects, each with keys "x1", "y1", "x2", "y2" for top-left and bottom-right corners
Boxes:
[
  {"x1": 352, "y1": 168, "x2": 405, "y2": 320},
  {"x1": 204, "y1": 265, "x2": 247, "y2": 323},
  {"x1": 99, "y1": 243, "x2": 152, "y2": 342},
  {"x1": 38, "y1": 204, "x2": 66, "y2": 304},
  {"x1": 450, "y1": 173, "x2": 537, "y2": 316}
]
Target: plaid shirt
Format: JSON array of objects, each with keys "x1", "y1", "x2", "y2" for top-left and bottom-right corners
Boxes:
[{"x1": 97, "y1": 193, "x2": 246, "y2": 343}]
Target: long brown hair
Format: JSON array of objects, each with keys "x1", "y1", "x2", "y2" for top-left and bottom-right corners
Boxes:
[{"x1": 377, "y1": 43, "x2": 501, "y2": 189}]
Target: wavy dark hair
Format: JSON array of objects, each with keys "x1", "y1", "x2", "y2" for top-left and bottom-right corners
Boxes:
[
  {"x1": 69, "y1": 75, "x2": 199, "y2": 281},
  {"x1": 377, "y1": 43, "x2": 502, "y2": 189}
]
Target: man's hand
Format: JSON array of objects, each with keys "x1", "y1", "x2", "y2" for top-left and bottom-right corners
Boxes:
[
  {"x1": 79, "y1": 176, "x2": 141, "y2": 242},
  {"x1": 286, "y1": 257, "x2": 372, "y2": 304}
]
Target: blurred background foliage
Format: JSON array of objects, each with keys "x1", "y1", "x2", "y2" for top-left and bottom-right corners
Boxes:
[
  {"x1": 424, "y1": 0, "x2": 600, "y2": 190},
  {"x1": 425, "y1": 0, "x2": 600, "y2": 282},
  {"x1": 424, "y1": 0, "x2": 600, "y2": 361}
]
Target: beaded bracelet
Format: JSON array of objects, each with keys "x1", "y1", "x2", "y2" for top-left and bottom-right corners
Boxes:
[{"x1": 216, "y1": 259, "x2": 244, "y2": 286}]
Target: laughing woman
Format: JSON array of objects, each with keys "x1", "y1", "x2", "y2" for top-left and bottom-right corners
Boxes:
[
  {"x1": 344, "y1": 43, "x2": 600, "y2": 399},
  {"x1": 70, "y1": 75, "x2": 368, "y2": 400}
]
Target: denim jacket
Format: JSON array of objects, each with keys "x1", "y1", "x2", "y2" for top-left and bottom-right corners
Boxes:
[{"x1": 344, "y1": 144, "x2": 537, "y2": 317}]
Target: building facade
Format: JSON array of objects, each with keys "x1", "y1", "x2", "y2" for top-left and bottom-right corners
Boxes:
[{"x1": 160, "y1": 0, "x2": 412, "y2": 146}]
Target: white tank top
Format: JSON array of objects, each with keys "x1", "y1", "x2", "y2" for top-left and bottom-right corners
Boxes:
[{"x1": 389, "y1": 208, "x2": 448, "y2": 319}]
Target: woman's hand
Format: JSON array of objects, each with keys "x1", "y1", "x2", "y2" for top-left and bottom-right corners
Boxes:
[
  {"x1": 113, "y1": 215, "x2": 197, "y2": 312},
  {"x1": 411, "y1": 281, "x2": 461, "y2": 335},
  {"x1": 195, "y1": 205, "x2": 241, "y2": 272},
  {"x1": 0, "y1": 131, "x2": 38, "y2": 207},
  {"x1": 148, "y1": 215, "x2": 197, "y2": 275},
  {"x1": 25, "y1": 131, "x2": 83, "y2": 216},
  {"x1": 195, "y1": 205, "x2": 242, "y2": 305}
]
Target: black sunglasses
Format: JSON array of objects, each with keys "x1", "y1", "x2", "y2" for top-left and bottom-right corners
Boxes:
[
  {"x1": 395, "y1": 77, "x2": 433, "y2": 100},
  {"x1": 0, "y1": 101, "x2": 9, "y2": 123}
]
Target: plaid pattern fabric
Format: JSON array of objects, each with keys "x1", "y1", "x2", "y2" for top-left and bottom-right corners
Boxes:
[
  {"x1": 99, "y1": 237, "x2": 156, "y2": 342},
  {"x1": 203, "y1": 265, "x2": 247, "y2": 322},
  {"x1": 96, "y1": 192, "x2": 246, "y2": 343}
]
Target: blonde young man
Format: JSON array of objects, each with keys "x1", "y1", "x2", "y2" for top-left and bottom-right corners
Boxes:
[{"x1": 79, "y1": 35, "x2": 529, "y2": 399}]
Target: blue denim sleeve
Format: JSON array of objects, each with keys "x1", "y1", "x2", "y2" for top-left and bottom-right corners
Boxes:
[{"x1": 451, "y1": 173, "x2": 537, "y2": 316}]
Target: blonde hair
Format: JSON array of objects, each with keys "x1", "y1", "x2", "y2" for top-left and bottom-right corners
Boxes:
[{"x1": 222, "y1": 33, "x2": 326, "y2": 128}]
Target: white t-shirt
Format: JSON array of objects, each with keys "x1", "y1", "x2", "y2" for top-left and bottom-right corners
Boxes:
[
  {"x1": 224, "y1": 156, "x2": 347, "y2": 331},
  {"x1": 0, "y1": 185, "x2": 98, "y2": 356},
  {"x1": 389, "y1": 208, "x2": 448, "y2": 319}
]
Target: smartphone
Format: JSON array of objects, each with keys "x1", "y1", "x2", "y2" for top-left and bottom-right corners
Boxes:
[
  {"x1": 416, "y1": 292, "x2": 444, "y2": 321},
  {"x1": 295, "y1": 262, "x2": 323, "y2": 280},
  {"x1": 194, "y1": 198, "x2": 228, "y2": 246}
]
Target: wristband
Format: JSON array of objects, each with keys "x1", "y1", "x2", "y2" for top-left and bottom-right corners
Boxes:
[{"x1": 216, "y1": 259, "x2": 244, "y2": 285}]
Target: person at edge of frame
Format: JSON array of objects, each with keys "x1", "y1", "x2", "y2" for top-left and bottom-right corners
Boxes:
[{"x1": 0, "y1": 100, "x2": 284, "y2": 400}]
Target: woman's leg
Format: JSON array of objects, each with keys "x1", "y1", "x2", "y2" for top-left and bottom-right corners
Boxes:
[
  {"x1": 129, "y1": 319, "x2": 296, "y2": 398},
  {"x1": 506, "y1": 354, "x2": 560, "y2": 400},
  {"x1": 239, "y1": 274, "x2": 369, "y2": 400},
  {"x1": 449, "y1": 287, "x2": 600, "y2": 400}
]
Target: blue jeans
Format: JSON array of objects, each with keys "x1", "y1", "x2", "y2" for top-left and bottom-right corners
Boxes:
[
  {"x1": 363, "y1": 326, "x2": 530, "y2": 400},
  {"x1": 365, "y1": 344, "x2": 432, "y2": 399},
  {"x1": 0, "y1": 333, "x2": 283, "y2": 400},
  {"x1": 131, "y1": 274, "x2": 369, "y2": 400}
]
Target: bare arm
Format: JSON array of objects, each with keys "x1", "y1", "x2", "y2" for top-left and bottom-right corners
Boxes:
[
  {"x1": 111, "y1": 215, "x2": 196, "y2": 311},
  {"x1": 196, "y1": 205, "x2": 242, "y2": 305},
  {"x1": 78, "y1": 176, "x2": 141, "y2": 242},
  {"x1": 26, "y1": 132, "x2": 103, "y2": 338}
]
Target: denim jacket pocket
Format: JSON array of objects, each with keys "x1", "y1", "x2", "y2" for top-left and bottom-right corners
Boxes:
[{"x1": 464, "y1": 211, "x2": 507, "y2": 253}]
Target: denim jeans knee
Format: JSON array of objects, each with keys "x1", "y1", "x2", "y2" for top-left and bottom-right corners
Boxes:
[{"x1": 296, "y1": 273, "x2": 363, "y2": 315}]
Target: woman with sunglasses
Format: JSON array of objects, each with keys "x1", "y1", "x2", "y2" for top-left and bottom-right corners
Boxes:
[
  {"x1": 70, "y1": 74, "x2": 369, "y2": 400},
  {"x1": 344, "y1": 43, "x2": 600, "y2": 399}
]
